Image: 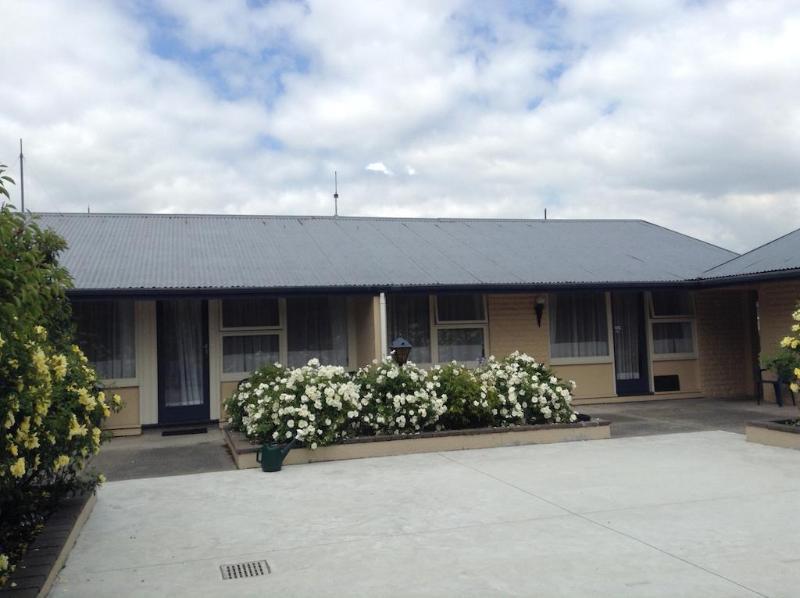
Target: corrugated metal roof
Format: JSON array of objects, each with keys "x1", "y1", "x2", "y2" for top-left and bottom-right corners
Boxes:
[
  {"x1": 35, "y1": 213, "x2": 737, "y2": 292},
  {"x1": 703, "y1": 226, "x2": 800, "y2": 279}
]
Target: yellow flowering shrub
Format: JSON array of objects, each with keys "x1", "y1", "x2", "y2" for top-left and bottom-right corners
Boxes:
[
  {"x1": 0, "y1": 206, "x2": 119, "y2": 585},
  {"x1": 779, "y1": 305, "x2": 800, "y2": 394}
]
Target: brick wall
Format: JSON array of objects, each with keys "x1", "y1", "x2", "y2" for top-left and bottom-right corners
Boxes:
[
  {"x1": 695, "y1": 289, "x2": 753, "y2": 398},
  {"x1": 757, "y1": 280, "x2": 800, "y2": 357},
  {"x1": 487, "y1": 294, "x2": 550, "y2": 362}
]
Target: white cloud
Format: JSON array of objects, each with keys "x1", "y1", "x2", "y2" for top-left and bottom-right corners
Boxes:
[
  {"x1": 365, "y1": 162, "x2": 394, "y2": 176},
  {"x1": 0, "y1": 0, "x2": 799, "y2": 252}
]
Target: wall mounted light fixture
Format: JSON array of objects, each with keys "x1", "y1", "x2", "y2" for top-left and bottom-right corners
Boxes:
[{"x1": 534, "y1": 296, "x2": 546, "y2": 328}]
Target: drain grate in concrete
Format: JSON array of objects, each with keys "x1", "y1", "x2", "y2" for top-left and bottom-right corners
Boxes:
[{"x1": 220, "y1": 560, "x2": 271, "y2": 580}]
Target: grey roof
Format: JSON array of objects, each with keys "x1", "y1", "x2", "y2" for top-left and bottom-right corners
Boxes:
[
  {"x1": 35, "y1": 213, "x2": 738, "y2": 293},
  {"x1": 703, "y1": 226, "x2": 800, "y2": 280}
]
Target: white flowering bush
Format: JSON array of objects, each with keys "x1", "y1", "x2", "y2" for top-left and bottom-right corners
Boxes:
[
  {"x1": 353, "y1": 358, "x2": 447, "y2": 435},
  {"x1": 226, "y1": 351, "x2": 579, "y2": 452},
  {"x1": 227, "y1": 359, "x2": 362, "y2": 451},
  {"x1": 476, "y1": 352, "x2": 577, "y2": 425}
]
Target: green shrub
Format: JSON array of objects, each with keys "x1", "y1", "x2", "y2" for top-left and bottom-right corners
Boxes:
[
  {"x1": 763, "y1": 348, "x2": 800, "y2": 382},
  {"x1": 0, "y1": 206, "x2": 119, "y2": 584},
  {"x1": 432, "y1": 362, "x2": 494, "y2": 429}
]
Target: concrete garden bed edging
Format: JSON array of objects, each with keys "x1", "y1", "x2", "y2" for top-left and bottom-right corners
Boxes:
[
  {"x1": 1, "y1": 492, "x2": 96, "y2": 597},
  {"x1": 224, "y1": 419, "x2": 611, "y2": 469},
  {"x1": 746, "y1": 419, "x2": 800, "y2": 449}
]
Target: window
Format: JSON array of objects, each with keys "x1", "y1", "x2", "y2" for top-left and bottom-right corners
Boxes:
[
  {"x1": 220, "y1": 298, "x2": 283, "y2": 375},
  {"x1": 73, "y1": 300, "x2": 136, "y2": 379},
  {"x1": 222, "y1": 298, "x2": 279, "y2": 328},
  {"x1": 223, "y1": 335, "x2": 279, "y2": 373},
  {"x1": 652, "y1": 322, "x2": 694, "y2": 355},
  {"x1": 436, "y1": 294, "x2": 486, "y2": 322},
  {"x1": 386, "y1": 293, "x2": 487, "y2": 364},
  {"x1": 286, "y1": 296, "x2": 348, "y2": 367},
  {"x1": 437, "y1": 328, "x2": 485, "y2": 362},
  {"x1": 650, "y1": 291, "x2": 694, "y2": 318},
  {"x1": 549, "y1": 292, "x2": 609, "y2": 359},
  {"x1": 434, "y1": 294, "x2": 487, "y2": 363},
  {"x1": 388, "y1": 294, "x2": 431, "y2": 363},
  {"x1": 649, "y1": 291, "x2": 695, "y2": 356}
]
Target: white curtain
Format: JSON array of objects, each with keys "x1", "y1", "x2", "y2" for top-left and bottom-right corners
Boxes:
[
  {"x1": 437, "y1": 328, "x2": 484, "y2": 362},
  {"x1": 612, "y1": 293, "x2": 640, "y2": 380},
  {"x1": 550, "y1": 292, "x2": 609, "y2": 358},
  {"x1": 653, "y1": 322, "x2": 694, "y2": 354},
  {"x1": 286, "y1": 296, "x2": 348, "y2": 367},
  {"x1": 73, "y1": 300, "x2": 135, "y2": 379},
  {"x1": 388, "y1": 294, "x2": 431, "y2": 363},
  {"x1": 162, "y1": 300, "x2": 204, "y2": 407}
]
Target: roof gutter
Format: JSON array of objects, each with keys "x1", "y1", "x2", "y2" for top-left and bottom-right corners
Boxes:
[{"x1": 62, "y1": 268, "x2": 800, "y2": 300}]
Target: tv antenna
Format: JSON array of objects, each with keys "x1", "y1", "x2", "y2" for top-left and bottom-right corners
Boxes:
[
  {"x1": 19, "y1": 139, "x2": 25, "y2": 212},
  {"x1": 333, "y1": 170, "x2": 339, "y2": 217}
]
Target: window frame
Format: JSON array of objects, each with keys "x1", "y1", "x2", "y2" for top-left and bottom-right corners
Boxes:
[
  {"x1": 648, "y1": 290, "x2": 695, "y2": 319},
  {"x1": 548, "y1": 291, "x2": 614, "y2": 366},
  {"x1": 430, "y1": 294, "x2": 489, "y2": 365},
  {"x1": 646, "y1": 291, "x2": 697, "y2": 361},
  {"x1": 220, "y1": 297, "x2": 282, "y2": 332},
  {"x1": 219, "y1": 298, "x2": 287, "y2": 381}
]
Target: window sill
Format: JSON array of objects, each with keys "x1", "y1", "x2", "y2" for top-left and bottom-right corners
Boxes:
[
  {"x1": 549, "y1": 357, "x2": 613, "y2": 366},
  {"x1": 100, "y1": 378, "x2": 138, "y2": 389},
  {"x1": 652, "y1": 353, "x2": 697, "y2": 362}
]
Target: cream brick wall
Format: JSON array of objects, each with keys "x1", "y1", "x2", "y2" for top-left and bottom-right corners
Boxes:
[
  {"x1": 487, "y1": 294, "x2": 549, "y2": 362},
  {"x1": 695, "y1": 289, "x2": 754, "y2": 398},
  {"x1": 757, "y1": 280, "x2": 800, "y2": 358}
]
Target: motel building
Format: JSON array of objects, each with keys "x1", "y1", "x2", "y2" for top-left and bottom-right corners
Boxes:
[{"x1": 35, "y1": 213, "x2": 800, "y2": 435}]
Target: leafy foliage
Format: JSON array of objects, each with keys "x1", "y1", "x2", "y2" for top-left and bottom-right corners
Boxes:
[
  {"x1": 779, "y1": 304, "x2": 800, "y2": 394},
  {"x1": 0, "y1": 206, "x2": 119, "y2": 584},
  {"x1": 763, "y1": 348, "x2": 800, "y2": 382}
]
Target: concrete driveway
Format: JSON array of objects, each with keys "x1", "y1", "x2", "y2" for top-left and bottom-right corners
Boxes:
[{"x1": 53, "y1": 431, "x2": 800, "y2": 597}]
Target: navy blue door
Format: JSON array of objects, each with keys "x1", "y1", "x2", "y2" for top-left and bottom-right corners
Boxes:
[{"x1": 612, "y1": 292, "x2": 650, "y2": 396}]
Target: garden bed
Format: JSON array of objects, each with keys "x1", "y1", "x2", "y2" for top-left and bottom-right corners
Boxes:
[
  {"x1": 224, "y1": 418, "x2": 611, "y2": 469},
  {"x1": 746, "y1": 419, "x2": 800, "y2": 449},
  {"x1": 0, "y1": 492, "x2": 96, "y2": 597}
]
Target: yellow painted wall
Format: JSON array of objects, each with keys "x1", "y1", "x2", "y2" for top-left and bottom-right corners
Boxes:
[
  {"x1": 219, "y1": 380, "x2": 240, "y2": 422},
  {"x1": 352, "y1": 295, "x2": 379, "y2": 366},
  {"x1": 652, "y1": 359, "x2": 700, "y2": 393},
  {"x1": 102, "y1": 386, "x2": 140, "y2": 435},
  {"x1": 487, "y1": 294, "x2": 549, "y2": 362},
  {"x1": 551, "y1": 362, "x2": 616, "y2": 399}
]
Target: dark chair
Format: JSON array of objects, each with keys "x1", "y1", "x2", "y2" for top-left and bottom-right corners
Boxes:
[{"x1": 757, "y1": 368, "x2": 797, "y2": 407}]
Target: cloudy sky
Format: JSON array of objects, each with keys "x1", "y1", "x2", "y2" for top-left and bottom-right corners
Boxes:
[{"x1": 2, "y1": 0, "x2": 799, "y2": 252}]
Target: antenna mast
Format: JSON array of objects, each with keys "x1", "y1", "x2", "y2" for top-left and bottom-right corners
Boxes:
[
  {"x1": 333, "y1": 171, "x2": 339, "y2": 217},
  {"x1": 19, "y1": 139, "x2": 25, "y2": 212}
]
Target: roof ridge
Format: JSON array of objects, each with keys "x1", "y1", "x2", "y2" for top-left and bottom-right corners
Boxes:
[
  {"x1": 703, "y1": 225, "x2": 800, "y2": 274},
  {"x1": 33, "y1": 211, "x2": 649, "y2": 224},
  {"x1": 637, "y1": 219, "x2": 738, "y2": 258}
]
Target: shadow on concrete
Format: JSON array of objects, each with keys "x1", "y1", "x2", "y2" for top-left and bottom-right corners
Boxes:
[
  {"x1": 91, "y1": 428, "x2": 236, "y2": 481},
  {"x1": 580, "y1": 396, "x2": 797, "y2": 438}
]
